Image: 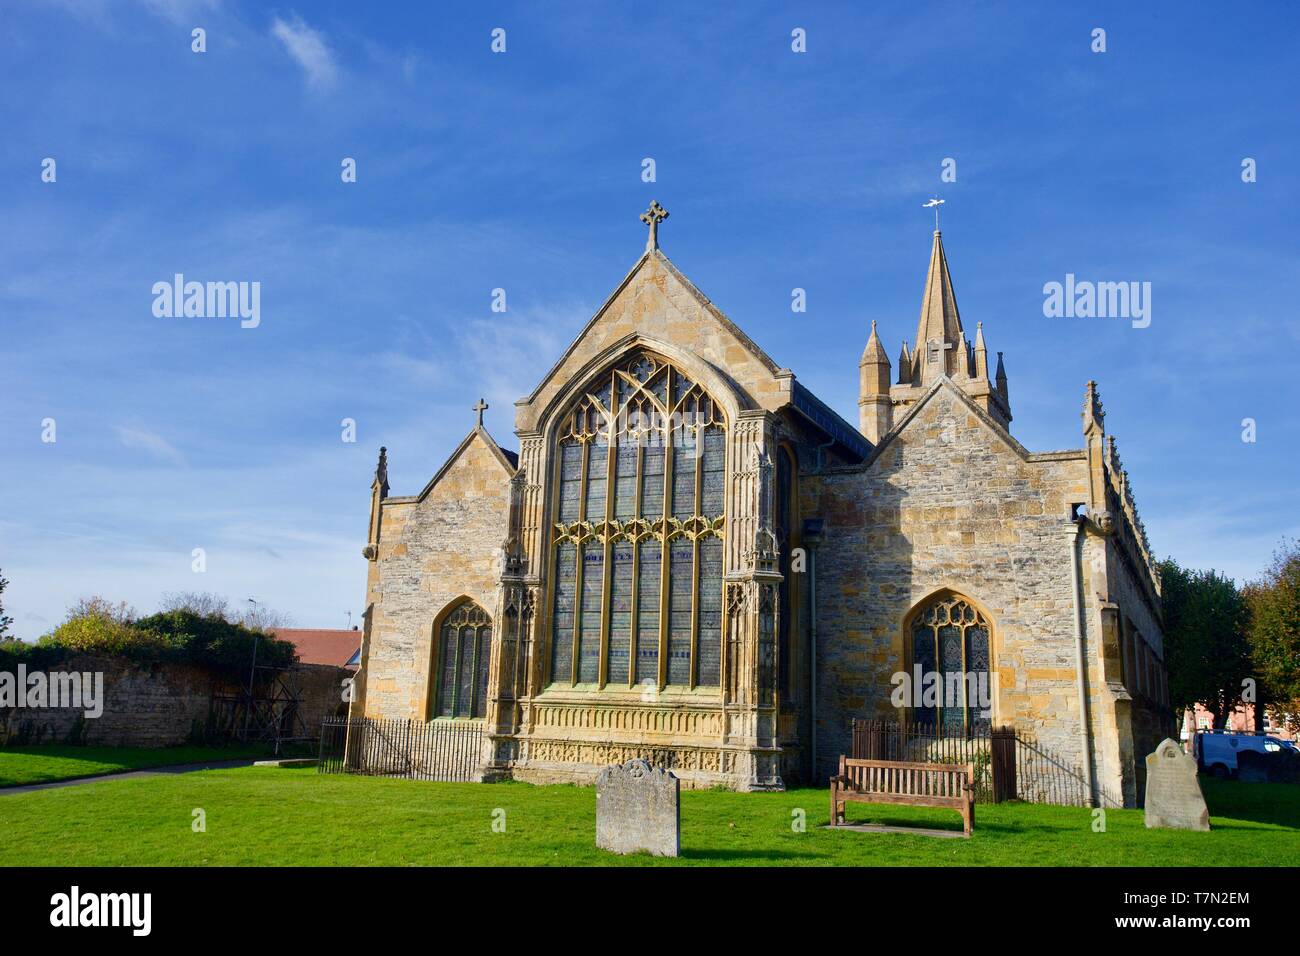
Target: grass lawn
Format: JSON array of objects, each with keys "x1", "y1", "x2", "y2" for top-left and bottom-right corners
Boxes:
[
  {"x1": 0, "y1": 766, "x2": 1294, "y2": 866},
  {"x1": 0, "y1": 744, "x2": 303, "y2": 788}
]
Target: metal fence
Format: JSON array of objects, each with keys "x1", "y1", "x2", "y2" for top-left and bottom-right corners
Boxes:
[
  {"x1": 318, "y1": 716, "x2": 483, "y2": 782},
  {"x1": 851, "y1": 719, "x2": 1112, "y2": 807}
]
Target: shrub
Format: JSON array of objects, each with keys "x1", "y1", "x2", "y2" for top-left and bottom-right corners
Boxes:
[
  {"x1": 65, "y1": 596, "x2": 136, "y2": 626},
  {"x1": 2, "y1": 603, "x2": 298, "y2": 680},
  {"x1": 134, "y1": 610, "x2": 298, "y2": 675},
  {"x1": 36, "y1": 614, "x2": 167, "y2": 657}
]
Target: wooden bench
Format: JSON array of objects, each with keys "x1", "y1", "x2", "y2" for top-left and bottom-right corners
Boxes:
[{"x1": 829, "y1": 756, "x2": 975, "y2": 836}]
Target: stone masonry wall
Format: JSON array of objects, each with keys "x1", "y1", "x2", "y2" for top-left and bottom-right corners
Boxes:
[
  {"x1": 1, "y1": 654, "x2": 214, "y2": 747},
  {"x1": 1103, "y1": 536, "x2": 1174, "y2": 798},
  {"x1": 808, "y1": 384, "x2": 1099, "y2": 783},
  {"x1": 0, "y1": 654, "x2": 350, "y2": 747},
  {"x1": 363, "y1": 431, "x2": 513, "y2": 720},
  {"x1": 289, "y1": 663, "x2": 352, "y2": 734}
]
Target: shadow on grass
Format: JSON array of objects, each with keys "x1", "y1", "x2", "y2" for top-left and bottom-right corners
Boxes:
[
  {"x1": 837, "y1": 811, "x2": 966, "y2": 834},
  {"x1": 681, "y1": 847, "x2": 822, "y2": 862},
  {"x1": 1201, "y1": 779, "x2": 1300, "y2": 829}
]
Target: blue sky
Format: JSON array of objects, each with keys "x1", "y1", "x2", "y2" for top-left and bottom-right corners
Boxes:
[{"x1": 2, "y1": 1, "x2": 1297, "y2": 639}]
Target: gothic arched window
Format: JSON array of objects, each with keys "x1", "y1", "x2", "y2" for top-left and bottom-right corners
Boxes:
[
  {"x1": 908, "y1": 594, "x2": 992, "y2": 735},
  {"x1": 549, "y1": 352, "x2": 726, "y2": 690},
  {"x1": 431, "y1": 600, "x2": 492, "y2": 719}
]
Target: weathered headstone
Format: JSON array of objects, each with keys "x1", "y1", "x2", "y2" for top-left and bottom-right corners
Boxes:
[
  {"x1": 1272, "y1": 750, "x2": 1300, "y2": 784},
  {"x1": 1144, "y1": 738, "x2": 1210, "y2": 831},
  {"x1": 595, "y1": 758, "x2": 680, "y2": 857},
  {"x1": 1236, "y1": 750, "x2": 1270, "y2": 784}
]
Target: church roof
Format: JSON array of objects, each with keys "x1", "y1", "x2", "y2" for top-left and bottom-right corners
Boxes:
[
  {"x1": 914, "y1": 230, "x2": 965, "y2": 351},
  {"x1": 792, "y1": 381, "x2": 872, "y2": 459}
]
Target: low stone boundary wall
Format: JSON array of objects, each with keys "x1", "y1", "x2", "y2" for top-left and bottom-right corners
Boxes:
[{"x1": 0, "y1": 654, "x2": 349, "y2": 748}]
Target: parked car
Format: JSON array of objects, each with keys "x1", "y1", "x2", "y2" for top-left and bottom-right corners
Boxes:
[{"x1": 1194, "y1": 732, "x2": 1298, "y2": 778}]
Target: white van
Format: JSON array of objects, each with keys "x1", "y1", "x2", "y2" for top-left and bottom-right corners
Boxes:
[{"x1": 1194, "y1": 732, "x2": 1298, "y2": 778}]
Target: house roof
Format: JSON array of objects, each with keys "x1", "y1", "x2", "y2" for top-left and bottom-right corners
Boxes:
[{"x1": 271, "y1": 628, "x2": 361, "y2": 668}]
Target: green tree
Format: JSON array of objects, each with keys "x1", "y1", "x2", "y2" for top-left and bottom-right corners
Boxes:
[
  {"x1": 1160, "y1": 558, "x2": 1251, "y2": 728},
  {"x1": 0, "y1": 570, "x2": 13, "y2": 638},
  {"x1": 1244, "y1": 539, "x2": 1300, "y2": 732}
]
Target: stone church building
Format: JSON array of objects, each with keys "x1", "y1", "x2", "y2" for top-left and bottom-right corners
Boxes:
[{"x1": 350, "y1": 203, "x2": 1170, "y2": 807}]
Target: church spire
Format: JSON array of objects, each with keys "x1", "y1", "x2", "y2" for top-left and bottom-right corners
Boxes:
[
  {"x1": 883, "y1": 222, "x2": 1013, "y2": 430},
  {"x1": 913, "y1": 230, "x2": 965, "y2": 383}
]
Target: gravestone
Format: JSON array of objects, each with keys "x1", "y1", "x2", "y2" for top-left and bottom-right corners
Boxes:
[
  {"x1": 1144, "y1": 738, "x2": 1210, "y2": 831},
  {"x1": 595, "y1": 758, "x2": 680, "y2": 857},
  {"x1": 1238, "y1": 748, "x2": 1300, "y2": 784},
  {"x1": 1272, "y1": 750, "x2": 1300, "y2": 784},
  {"x1": 1236, "y1": 750, "x2": 1270, "y2": 784}
]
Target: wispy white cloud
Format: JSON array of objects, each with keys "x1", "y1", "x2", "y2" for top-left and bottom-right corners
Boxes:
[
  {"x1": 138, "y1": 0, "x2": 220, "y2": 25},
  {"x1": 457, "y1": 306, "x2": 577, "y2": 393},
  {"x1": 270, "y1": 13, "x2": 337, "y2": 90},
  {"x1": 113, "y1": 425, "x2": 187, "y2": 466}
]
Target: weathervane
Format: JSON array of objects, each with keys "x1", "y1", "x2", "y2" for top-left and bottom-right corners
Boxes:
[
  {"x1": 923, "y1": 196, "x2": 945, "y2": 232},
  {"x1": 640, "y1": 200, "x2": 669, "y2": 251}
]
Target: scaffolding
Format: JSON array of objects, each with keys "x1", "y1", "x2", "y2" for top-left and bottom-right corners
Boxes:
[{"x1": 208, "y1": 635, "x2": 313, "y2": 754}]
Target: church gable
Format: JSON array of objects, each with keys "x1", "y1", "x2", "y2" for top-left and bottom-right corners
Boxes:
[
  {"x1": 840, "y1": 379, "x2": 1091, "y2": 596},
  {"x1": 868, "y1": 376, "x2": 1038, "y2": 474},
  {"x1": 361, "y1": 426, "x2": 514, "y2": 721},
  {"x1": 411, "y1": 426, "x2": 516, "y2": 504},
  {"x1": 517, "y1": 248, "x2": 790, "y2": 435},
  {"x1": 374, "y1": 424, "x2": 514, "y2": 603},
  {"x1": 863, "y1": 379, "x2": 1087, "y2": 523}
]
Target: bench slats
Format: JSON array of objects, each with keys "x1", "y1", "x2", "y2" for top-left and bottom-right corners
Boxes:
[{"x1": 831, "y1": 755, "x2": 975, "y2": 836}]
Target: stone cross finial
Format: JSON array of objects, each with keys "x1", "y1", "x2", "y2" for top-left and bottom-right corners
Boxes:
[
  {"x1": 473, "y1": 398, "x2": 488, "y2": 428},
  {"x1": 640, "y1": 200, "x2": 669, "y2": 251}
]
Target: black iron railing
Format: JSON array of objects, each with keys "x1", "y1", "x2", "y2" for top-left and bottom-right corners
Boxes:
[
  {"x1": 318, "y1": 716, "x2": 483, "y2": 782},
  {"x1": 850, "y1": 718, "x2": 1115, "y2": 807}
]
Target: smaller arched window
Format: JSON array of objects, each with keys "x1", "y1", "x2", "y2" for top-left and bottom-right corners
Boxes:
[
  {"x1": 431, "y1": 601, "x2": 492, "y2": 719},
  {"x1": 908, "y1": 593, "x2": 992, "y2": 735}
]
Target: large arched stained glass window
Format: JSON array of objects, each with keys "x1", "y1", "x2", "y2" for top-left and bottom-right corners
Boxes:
[
  {"x1": 431, "y1": 601, "x2": 492, "y2": 719},
  {"x1": 549, "y1": 352, "x2": 726, "y2": 690},
  {"x1": 909, "y1": 594, "x2": 991, "y2": 735}
]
